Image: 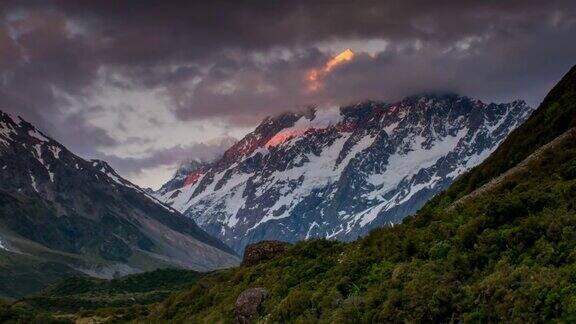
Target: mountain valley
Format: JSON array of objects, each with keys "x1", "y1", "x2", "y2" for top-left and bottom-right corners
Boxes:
[{"x1": 0, "y1": 112, "x2": 239, "y2": 299}]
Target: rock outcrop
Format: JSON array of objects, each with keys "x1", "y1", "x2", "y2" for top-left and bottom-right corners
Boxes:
[
  {"x1": 235, "y1": 287, "x2": 268, "y2": 324},
  {"x1": 242, "y1": 241, "x2": 291, "y2": 266}
]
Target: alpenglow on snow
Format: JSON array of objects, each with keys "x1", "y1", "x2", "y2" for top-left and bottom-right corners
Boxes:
[{"x1": 155, "y1": 94, "x2": 533, "y2": 253}]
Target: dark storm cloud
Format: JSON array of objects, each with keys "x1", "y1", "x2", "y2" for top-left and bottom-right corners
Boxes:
[
  {"x1": 167, "y1": 48, "x2": 325, "y2": 124},
  {"x1": 0, "y1": 7, "x2": 108, "y2": 149},
  {"x1": 44, "y1": 1, "x2": 574, "y2": 58},
  {"x1": 317, "y1": 21, "x2": 576, "y2": 107},
  {"x1": 0, "y1": 0, "x2": 575, "y2": 178}
]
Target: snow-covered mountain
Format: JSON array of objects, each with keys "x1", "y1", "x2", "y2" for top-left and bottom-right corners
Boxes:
[
  {"x1": 157, "y1": 159, "x2": 212, "y2": 195},
  {"x1": 0, "y1": 110, "x2": 239, "y2": 297},
  {"x1": 155, "y1": 94, "x2": 534, "y2": 254}
]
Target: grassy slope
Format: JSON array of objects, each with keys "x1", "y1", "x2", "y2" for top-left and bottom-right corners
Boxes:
[
  {"x1": 138, "y1": 65, "x2": 576, "y2": 323},
  {"x1": 1, "y1": 269, "x2": 202, "y2": 323},
  {"x1": 0, "y1": 188, "x2": 227, "y2": 300},
  {"x1": 0, "y1": 299, "x2": 69, "y2": 323},
  {"x1": 149, "y1": 131, "x2": 576, "y2": 323},
  {"x1": 444, "y1": 65, "x2": 576, "y2": 200},
  {"x1": 21, "y1": 269, "x2": 201, "y2": 313},
  {"x1": 0, "y1": 250, "x2": 82, "y2": 300}
]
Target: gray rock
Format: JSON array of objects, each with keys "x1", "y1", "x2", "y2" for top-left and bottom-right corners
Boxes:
[{"x1": 235, "y1": 287, "x2": 269, "y2": 324}]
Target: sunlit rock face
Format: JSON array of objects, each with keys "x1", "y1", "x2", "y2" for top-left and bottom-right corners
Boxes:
[{"x1": 155, "y1": 94, "x2": 533, "y2": 254}]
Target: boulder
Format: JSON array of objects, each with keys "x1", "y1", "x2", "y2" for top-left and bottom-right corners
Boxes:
[
  {"x1": 235, "y1": 287, "x2": 268, "y2": 324},
  {"x1": 241, "y1": 240, "x2": 291, "y2": 266}
]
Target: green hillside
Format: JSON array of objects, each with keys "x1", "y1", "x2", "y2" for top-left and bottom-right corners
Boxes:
[
  {"x1": 1, "y1": 269, "x2": 202, "y2": 323},
  {"x1": 140, "y1": 65, "x2": 576, "y2": 323},
  {"x1": 8, "y1": 65, "x2": 576, "y2": 323},
  {"x1": 445, "y1": 64, "x2": 576, "y2": 200}
]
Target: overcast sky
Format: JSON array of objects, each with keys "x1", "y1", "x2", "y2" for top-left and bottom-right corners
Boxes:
[{"x1": 1, "y1": 1, "x2": 575, "y2": 188}]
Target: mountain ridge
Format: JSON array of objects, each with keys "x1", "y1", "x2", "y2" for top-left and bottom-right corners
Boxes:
[
  {"x1": 123, "y1": 64, "x2": 576, "y2": 324},
  {"x1": 450, "y1": 126, "x2": 576, "y2": 210},
  {"x1": 155, "y1": 94, "x2": 533, "y2": 253},
  {"x1": 443, "y1": 64, "x2": 576, "y2": 202},
  {"x1": 0, "y1": 111, "x2": 239, "y2": 298}
]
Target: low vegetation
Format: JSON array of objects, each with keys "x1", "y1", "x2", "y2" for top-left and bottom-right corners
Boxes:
[
  {"x1": 142, "y1": 65, "x2": 576, "y2": 322},
  {"x1": 0, "y1": 299, "x2": 68, "y2": 323},
  {"x1": 11, "y1": 269, "x2": 201, "y2": 323},
  {"x1": 144, "y1": 129, "x2": 576, "y2": 322}
]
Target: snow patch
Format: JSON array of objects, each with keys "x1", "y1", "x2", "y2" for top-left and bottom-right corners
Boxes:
[
  {"x1": 367, "y1": 129, "x2": 467, "y2": 193},
  {"x1": 30, "y1": 172, "x2": 38, "y2": 192},
  {"x1": 265, "y1": 106, "x2": 343, "y2": 148},
  {"x1": 0, "y1": 121, "x2": 16, "y2": 146},
  {"x1": 48, "y1": 146, "x2": 61, "y2": 159},
  {"x1": 32, "y1": 144, "x2": 44, "y2": 165},
  {"x1": 223, "y1": 183, "x2": 247, "y2": 227},
  {"x1": 306, "y1": 221, "x2": 319, "y2": 239},
  {"x1": 0, "y1": 237, "x2": 9, "y2": 251},
  {"x1": 297, "y1": 106, "x2": 343, "y2": 128}
]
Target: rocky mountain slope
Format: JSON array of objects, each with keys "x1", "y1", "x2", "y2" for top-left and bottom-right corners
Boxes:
[
  {"x1": 156, "y1": 94, "x2": 533, "y2": 253},
  {"x1": 0, "y1": 111, "x2": 239, "y2": 299}
]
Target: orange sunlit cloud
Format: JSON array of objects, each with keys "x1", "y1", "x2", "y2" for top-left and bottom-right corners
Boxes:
[{"x1": 307, "y1": 48, "x2": 355, "y2": 92}]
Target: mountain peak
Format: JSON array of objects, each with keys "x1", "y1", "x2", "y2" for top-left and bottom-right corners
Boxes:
[
  {"x1": 155, "y1": 94, "x2": 534, "y2": 253},
  {"x1": 90, "y1": 159, "x2": 114, "y2": 172},
  {"x1": 0, "y1": 110, "x2": 21, "y2": 124},
  {"x1": 0, "y1": 111, "x2": 240, "y2": 297}
]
